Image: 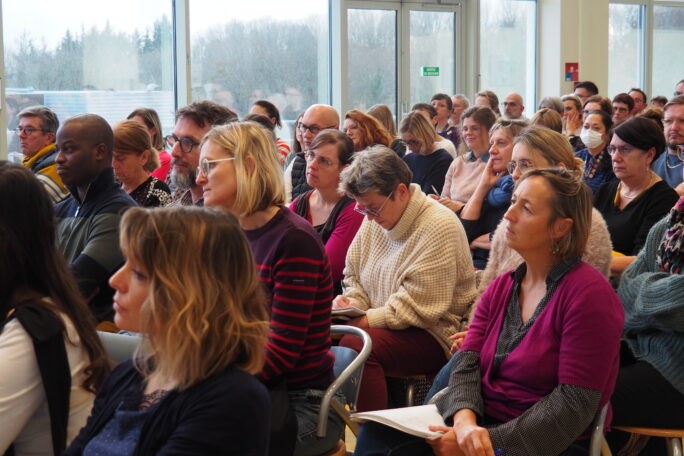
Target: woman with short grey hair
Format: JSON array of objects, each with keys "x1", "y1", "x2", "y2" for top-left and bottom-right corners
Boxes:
[{"x1": 335, "y1": 145, "x2": 476, "y2": 412}]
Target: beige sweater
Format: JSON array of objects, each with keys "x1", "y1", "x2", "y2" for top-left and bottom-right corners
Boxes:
[
  {"x1": 469, "y1": 207, "x2": 613, "y2": 321},
  {"x1": 342, "y1": 184, "x2": 477, "y2": 355},
  {"x1": 440, "y1": 153, "x2": 487, "y2": 204}
]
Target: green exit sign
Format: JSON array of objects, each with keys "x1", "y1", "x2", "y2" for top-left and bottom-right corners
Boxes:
[{"x1": 421, "y1": 66, "x2": 440, "y2": 77}]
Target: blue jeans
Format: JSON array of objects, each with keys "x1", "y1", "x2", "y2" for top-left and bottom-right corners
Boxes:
[
  {"x1": 289, "y1": 389, "x2": 345, "y2": 456},
  {"x1": 424, "y1": 354, "x2": 457, "y2": 404}
]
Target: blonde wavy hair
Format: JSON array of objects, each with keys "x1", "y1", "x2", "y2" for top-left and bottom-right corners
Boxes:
[
  {"x1": 399, "y1": 111, "x2": 436, "y2": 153},
  {"x1": 119, "y1": 206, "x2": 269, "y2": 390},
  {"x1": 202, "y1": 121, "x2": 285, "y2": 216},
  {"x1": 113, "y1": 120, "x2": 160, "y2": 172}
]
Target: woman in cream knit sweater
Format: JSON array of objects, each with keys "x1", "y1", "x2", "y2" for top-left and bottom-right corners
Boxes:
[{"x1": 335, "y1": 146, "x2": 477, "y2": 412}]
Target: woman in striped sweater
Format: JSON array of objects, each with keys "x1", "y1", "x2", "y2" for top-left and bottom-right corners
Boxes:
[{"x1": 196, "y1": 120, "x2": 341, "y2": 456}]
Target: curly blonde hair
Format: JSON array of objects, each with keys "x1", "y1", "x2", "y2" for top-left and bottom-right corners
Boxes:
[{"x1": 120, "y1": 206, "x2": 269, "y2": 390}]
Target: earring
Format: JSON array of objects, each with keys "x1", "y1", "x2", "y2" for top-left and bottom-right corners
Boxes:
[{"x1": 551, "y1": 240, "x2": 561, "y2": 256}]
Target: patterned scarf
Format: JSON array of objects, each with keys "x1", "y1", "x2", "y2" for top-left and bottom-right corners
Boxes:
[{"x1": 656, "y1": 195, "x2": 684, "y2": 274}]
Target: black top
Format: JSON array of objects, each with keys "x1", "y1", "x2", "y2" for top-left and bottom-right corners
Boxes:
[
  {"x1": 593, "y1": 179, "x2": 678, "y2": 255},
  {"x1": 402, "y1": 148, "x2": 453, "y2": 195},
  {"x1": 63, "y1": 360, "x2": 271, "y2": 456},
  {"x1": 129, "y1": 176, "x2": 172, "y2": 208}
]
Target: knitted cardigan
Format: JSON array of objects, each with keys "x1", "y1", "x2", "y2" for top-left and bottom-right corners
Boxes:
[
  {"x1": 470, "y1": 208, "x2": 613, "y2": 321},
  {"x1": 341, "y1": 184, "x2": 477, "y2": 355},
  {"x1": 618, "y1": 216, "x2": 684, "y2": 395}
]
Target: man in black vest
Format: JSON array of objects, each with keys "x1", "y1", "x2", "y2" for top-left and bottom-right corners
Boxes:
[{"x1": 289, "y1": 104, "x2": 340, "y2": 200}]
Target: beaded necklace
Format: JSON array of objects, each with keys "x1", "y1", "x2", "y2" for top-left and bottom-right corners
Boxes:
[{"x1": 584, "y1": 150, "x2": 606, "y2": 180}]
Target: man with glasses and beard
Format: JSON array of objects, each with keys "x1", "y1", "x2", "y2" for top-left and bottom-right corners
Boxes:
[
  {"x1": 653, "y1": 95, "x2": 684, "y2": 194},
  {"x1": 166, "y1": 101, "x2": 237, "y2": 206}
]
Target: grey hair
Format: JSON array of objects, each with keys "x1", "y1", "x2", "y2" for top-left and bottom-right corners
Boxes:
[
  {"x1": 339, "y1": 145, "x2": 412, "y2": 198},
  {"x1": 18, "y1": 106, "x2": 60, "y2": 133},
  {"x1": 453, "y1": 94, "x2": 470, "y2": 108}
]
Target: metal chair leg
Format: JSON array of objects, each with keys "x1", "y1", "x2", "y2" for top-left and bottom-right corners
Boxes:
[{"x1": 666, "y1": 437, "x2": 683, "y2": 456}]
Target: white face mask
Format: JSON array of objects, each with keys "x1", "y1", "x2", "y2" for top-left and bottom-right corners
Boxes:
[{"x1": 580, "y1": 128, "x2": 604, "y2": 149}]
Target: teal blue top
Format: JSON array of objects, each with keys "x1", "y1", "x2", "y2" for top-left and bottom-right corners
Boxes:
[{"x1": 618, "y1": 216, "x2": 684, "y2": 394}]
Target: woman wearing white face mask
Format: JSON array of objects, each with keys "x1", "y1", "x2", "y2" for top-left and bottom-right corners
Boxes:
[{"x1": 575, "y1": 109, "x2": 616, "y2": 193}]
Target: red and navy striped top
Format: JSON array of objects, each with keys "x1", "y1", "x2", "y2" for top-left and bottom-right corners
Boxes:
[{"x1": 244, "y1": 207, "x2": 335, "y2": 391}]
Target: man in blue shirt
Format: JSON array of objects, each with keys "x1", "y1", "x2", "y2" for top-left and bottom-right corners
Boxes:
[{"x1": 653, "y1": 95, "x2": 684, "y2": 194}]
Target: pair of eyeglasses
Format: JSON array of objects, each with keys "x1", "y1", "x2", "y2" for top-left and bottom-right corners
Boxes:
[
  {"x1": 613, "y1": 106, "x2": 630, "y2": 113},
  {"x1": 506, "y1": 160, "x2": 534, "y2": 175},
  {"x1": 304, "y1": 150, "x2": 337, "y2": 169},
  {"x1": 403, "y1": 139, "x2": 421, "y2": 148},
  {"x1": 15, "y1": 126, "x2": 47, "y2": 136},
  {"x1": 607, "y1": 145, "x2": 635, "y2": 156},
  {"x1": 298, "y1": 123, "x2": 336, "y2": 135},
  {"x1": 165, "y1": 134, "x2": 200, "y2": 154},
  {"x1": 196, "y1": 156, "x2": 235, "y2": 177},
  {"x1": 501, "y1": 102, "x2": 518, "y2": 107},
  {"x1": 354, "y1": 191, "x2": 393, "y2": 217}
]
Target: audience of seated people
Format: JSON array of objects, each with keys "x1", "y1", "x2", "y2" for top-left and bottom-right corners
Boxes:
[
  {"x1": 427, "y1": 125, "x2": 614, "y2": 398},
  {"x1": 197, "y1": 121, "x2": 341, "y2": 456},
  {"x1": 126, "y1": 107, "x2": 171, "y2": 183},
  {"x1": 355, "y1": 168, "x2": 624, "y2": 456},
  {"x1": 112, "y1": 120, "x2": 172, "y2": 207},
  {"x1": 367, "y1": 104, "x2": 406, "y2": 157},
  {"x1": 334, "y1": 146, "x2": 477, "y2": 412},
  {"x1": 400, "y1": 111, "x2": 454, "y2": 195},
  {"x1": 0, "y1": 162, "x2": 109, "y2": 455},
  {"x1": 4, "y1": 81, "x2": 684, "y2": 456},
  {"x1": 459, "y1": 119, "x2": 528, "y2": 269},
  {"x1": 64, "y1": 206, "x2": 271, "y2": 455},
  {"x1": 438, "y1": 105, "x2": 497, "y2": 213},
  {"x1": 343, "y1": 109, "x2": 394, "y2": 153},
  {"x1": 289, "y1": 129, "x2": 363, "y2": 293},
  {"x1": 593, "y1": 116, "x2": 679, "y2": 276},
  {"x1": 576, "y1": 109, "x2": 615, "y2": 193}
]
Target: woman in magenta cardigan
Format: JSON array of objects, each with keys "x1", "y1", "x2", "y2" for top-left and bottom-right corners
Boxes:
[
  {"x1": 354, "y1": 168, "x2": 624, "y2": 456},
  {"x1": 290, "y1": 130, "x2": 363, "y2": 292}
]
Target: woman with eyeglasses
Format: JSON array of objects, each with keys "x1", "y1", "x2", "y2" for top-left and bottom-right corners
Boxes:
[
  {"x1": 334, "y1": 146, "x2": 477, "y2": 412},
  {"x1": 289, "y1": 130, "x2": 363, "y2": 293},
  {"x1": 425, "y1": 126, "x2": 614, "y2": 400},
  {"x1": 575, "y1": 109, "x2": 616, "y2": 194},
  {"x1": 594, "y1": 117, "x2": 679, "y2": 277},
  {"x1": 399, "y1": 111, "x2": 454, "y2": 195},
  {"x1": 64, "y1": 206, "x2": 270, "y2": 456},
  {"x1": 112, "y1": 120, "x2": 172, "y2": 207},
  {"x1": 436, "y1": 106, "x2": 497, "y2": 213},
  {"x1": 196, "y1": 121, "x2": 342, "y2": 456},
  {"x1": 354, "y1": 168, "x2": 624, "y2": 456},
  {"x1": 459, "y1": 120, "x2": 527, "y2": 269}
]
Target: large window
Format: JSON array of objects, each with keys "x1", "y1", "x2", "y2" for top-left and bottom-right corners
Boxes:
[
  {"x1": 608, "y1": 3, "x2": 644, "y2": 97},
  {"x1": 189, "y1": 0, "x2": 329, "y2": 140},
  {"x1": 3, "y1": 1, "x2": 174, "y2": 158},
  {"x1": 347, "y1": 8, "x2": 397, "y2": 115},
  {"x1": 652, "y1": 5, "x2": 684, "y2": 98},
  {"x1": 479, "y1": 0, "x2": 536, "y2": 112}
]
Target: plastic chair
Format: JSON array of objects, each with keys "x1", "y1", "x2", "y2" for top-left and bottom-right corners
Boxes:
[
  {"x1": 612, "y1": 426, "x2": 684, "y2": 456},
  {"x1": 429, "y1": 388, "x2": 610, "y2": 456},
  {"x1": 97, "y1": 331, "x2": 140, "y2": 364},
  {"x1": 316, "y1": 326, "x2": 372, "y2": 455}
]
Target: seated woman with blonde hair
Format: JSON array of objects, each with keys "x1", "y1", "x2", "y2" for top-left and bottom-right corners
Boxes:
[
  {"x1": 197, "y1": 121, "x2": 341, "y2": 456},
  {"x1": 355, "y1": 168, "x2": 624, "y2": 456},
  {"x1": 64, "y1": 207, "x2": 271, "y2": 455}
]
